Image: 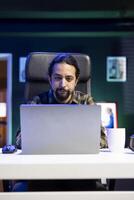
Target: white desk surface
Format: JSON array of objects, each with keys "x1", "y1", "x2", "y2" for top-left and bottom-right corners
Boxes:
[
  {"x1": 0, "y1": 148, "x2": 134, "y2": 179},
  {"x1": 1, "y1": 148, "x2": 134, "y2": 200},
  {"x1": 1, "y1": 192, "x2": 134, "y2": 200}
]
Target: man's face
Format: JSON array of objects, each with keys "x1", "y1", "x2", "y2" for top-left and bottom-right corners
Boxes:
[{"x1": 49, "y1": 62, "x2": 78, "y2": 103}]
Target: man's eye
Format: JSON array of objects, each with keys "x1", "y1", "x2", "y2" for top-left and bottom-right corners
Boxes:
[
  {"x1": 54, "y1": 76, "x2": 61, "y2": 81},
  {"x1": 66, "y1": 77, "x2": 74, "y2": 82}
]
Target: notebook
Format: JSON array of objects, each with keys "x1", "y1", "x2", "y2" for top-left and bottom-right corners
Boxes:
[{"x1": 20, "y1": 104, "x2": 101, "y2": 154}]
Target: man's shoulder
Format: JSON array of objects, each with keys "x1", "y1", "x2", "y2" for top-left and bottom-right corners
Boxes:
[
  {"x1": 73, "y1": 91, "x2": 94, "y2": 105},
  {"x1": 28, "y1": 91, "x2": 49, "y2": 104},
  {"x1": 37, "y1": 91, "x2": 50, "y2": 104}
]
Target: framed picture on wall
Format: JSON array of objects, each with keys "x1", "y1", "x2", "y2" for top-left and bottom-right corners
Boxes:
[
  {"x1": 106, "y1": 56, "x2": 127, "y2": 82},
  {"x1": 19, "y1": 57, "x2": 27, "y2": 82},
  {"x1": 97, "y1": 102, "x2": 118, "y2": 128}
]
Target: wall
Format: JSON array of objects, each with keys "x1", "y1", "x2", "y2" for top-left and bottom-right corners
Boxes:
[
  {"x1": 0, "y1": 0, "x2": 134, "y2": 11},
  {"x1": 0, "y1": 8, "x2": 134, "y2": 145}
]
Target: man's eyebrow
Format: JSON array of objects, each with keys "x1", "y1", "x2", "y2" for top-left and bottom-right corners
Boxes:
[
  {"x1": 53, "y1": 73, "x2": 62, "y2": 76},
  {"x1": 53, "y1": 74, "x2": 74, "y2": 78},
  {"x1": 65, "y1": 75, "x2": 74, "y2": 77}
]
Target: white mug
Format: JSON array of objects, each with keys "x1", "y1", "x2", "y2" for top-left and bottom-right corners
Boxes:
[{"x1": 106, "y1": 128, "x2": 126, "y2": 153}]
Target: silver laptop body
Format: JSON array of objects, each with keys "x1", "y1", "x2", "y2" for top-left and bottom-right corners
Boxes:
[{"x1": 20, "y1": 104, "x2": 101, "y2": 154}]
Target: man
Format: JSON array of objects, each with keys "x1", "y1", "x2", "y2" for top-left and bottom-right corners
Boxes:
[
  {"x1": 16, "y1": 53, "x2": 107, "y2": 149},
  {"x1": 14, "y1": 53, "x2": 107, "y2": 191}
]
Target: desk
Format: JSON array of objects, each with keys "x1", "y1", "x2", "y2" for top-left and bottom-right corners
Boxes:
[{"x1": 0, "y1": 148, "x2": 134, "y2": 199}]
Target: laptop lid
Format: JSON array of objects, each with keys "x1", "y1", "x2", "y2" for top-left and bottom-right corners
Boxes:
[{"x1": 20, "y1": 104, "x2": 101, "y2": 154}]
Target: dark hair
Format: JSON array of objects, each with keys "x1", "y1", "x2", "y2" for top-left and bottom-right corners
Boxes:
[{"x1": 48, "y1": 53, "x2": 80, "y2": 79}]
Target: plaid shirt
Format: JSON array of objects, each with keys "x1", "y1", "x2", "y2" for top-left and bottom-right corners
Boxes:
[
  {"x1": 16, "y1": 90, "x2": 107, "y2": 149},
  {"x1": 30, "y1": 90, "x2": 95, "y2": 105}
]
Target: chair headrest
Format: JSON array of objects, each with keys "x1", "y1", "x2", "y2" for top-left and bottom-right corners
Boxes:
[{"x1": 26, "y1": 52, "x2": 91, "y2": 82}]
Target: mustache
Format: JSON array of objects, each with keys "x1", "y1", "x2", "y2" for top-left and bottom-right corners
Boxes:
[{"x1": 57, "y1": 88, "x2": 69, "y2": 92}]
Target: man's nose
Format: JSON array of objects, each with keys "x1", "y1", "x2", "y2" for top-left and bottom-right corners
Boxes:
[{"x1": 60, "y1": 78, "x2": 66, "y2": 87}]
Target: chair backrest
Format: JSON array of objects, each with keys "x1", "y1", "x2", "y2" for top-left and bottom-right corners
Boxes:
[{"x1": 24, "y1": 52, "x2": 91, "y2": 101}]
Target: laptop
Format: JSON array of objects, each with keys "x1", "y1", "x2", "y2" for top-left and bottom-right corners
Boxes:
[{"x1": 20, "y1": 104, "x2": 101, "y2": 154}]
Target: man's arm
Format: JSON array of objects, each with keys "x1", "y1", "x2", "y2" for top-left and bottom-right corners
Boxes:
[
  {"x1": 15, "y1": 95, "x2": 41, "y2": 149},
  {"x1": 15, "y1": 128, "x2": 21, "y2": 149},
  {"x1": 86, "y1": 95, "x2": 108, "y2": 148},
  {"x1": 100, "y1": 126, "x2": 108, "y2": 148}
]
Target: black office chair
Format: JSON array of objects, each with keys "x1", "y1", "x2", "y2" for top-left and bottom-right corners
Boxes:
[{"x1": 24, "y1": 52, "x2": 91, "y2": 101}]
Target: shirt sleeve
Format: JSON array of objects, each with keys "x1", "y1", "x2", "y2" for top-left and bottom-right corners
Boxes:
[
  {"x1": 86, "y1": 95, "x2": 108, "y2": 148},
  {"x1": 15, "y1": 127, "x2": 21, "y2": 149}
]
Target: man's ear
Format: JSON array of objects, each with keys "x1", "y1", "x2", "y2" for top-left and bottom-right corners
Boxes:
[{"x1": 75, "y1": 77, "x2": 79, "y2": 87}]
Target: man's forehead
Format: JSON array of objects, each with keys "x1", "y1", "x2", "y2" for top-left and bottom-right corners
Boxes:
[{"x1": 52, "y1": 63, "x2": 76, "y2": 75}]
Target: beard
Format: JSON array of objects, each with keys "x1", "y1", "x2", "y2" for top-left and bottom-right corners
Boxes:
[{"x1": 54, "y1": 88, "x2": 72, "y2": 103}]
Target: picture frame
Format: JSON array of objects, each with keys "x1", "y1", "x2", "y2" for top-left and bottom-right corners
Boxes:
[
  {"x1": 106, "y1": 56, "x2": 127, "y2": 82},
  {"x1": 19, "y1": 57, "x2": 27, "y2": 82},
  {"x1": 97, "y1": 102, "x2": 118, "y2": 128}
]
